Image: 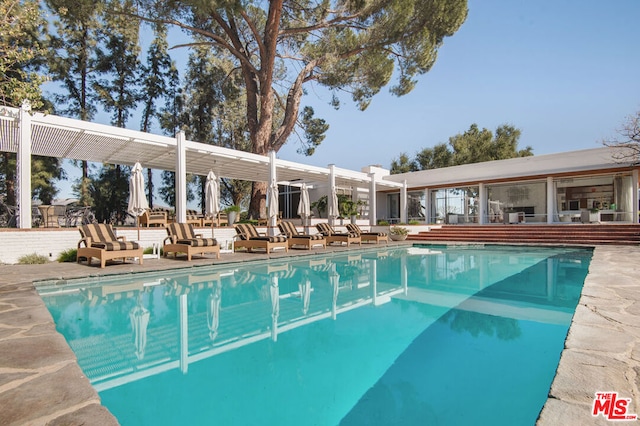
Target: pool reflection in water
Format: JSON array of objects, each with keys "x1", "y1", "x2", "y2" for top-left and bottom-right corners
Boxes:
[{"x1": 38, "y1": 245, "x2": 592, "y2": 426}]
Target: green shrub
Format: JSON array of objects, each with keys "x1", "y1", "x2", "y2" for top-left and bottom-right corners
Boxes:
[
  {"x1": 18, "y1": 253, "x2": 49, "y2": 264},
  {"x1": 377, "y1": 220, "x2": 390, "y2": 226},
  {"x1": 57, "y1": 249, "x2": 77, "y2": 263},
  {"x1": 408, "y1": 220, "x2": 420, "y2": 225}
]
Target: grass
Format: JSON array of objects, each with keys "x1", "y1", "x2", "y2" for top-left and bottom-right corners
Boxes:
[{"x1": 18, "y1": 253, "x2": 49, "y2": 264}]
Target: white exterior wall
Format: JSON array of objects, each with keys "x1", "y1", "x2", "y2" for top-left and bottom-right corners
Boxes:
[{"x1": 0, "y1": 227, "x2": 238, "y2": 265}]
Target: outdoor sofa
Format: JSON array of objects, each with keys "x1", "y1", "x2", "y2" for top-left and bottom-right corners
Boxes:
[
  {"x1": 77, "y1": 223, "x2": 143, "y2": 268},
  {"x1": 234, "y1": 223, "x2": 288, "y2": 253},
  {"x1": 278, "y1": 221, "x2": 326, "y2": 250},
  {"x1": 163, "y1": 223, "x2": 220, "y2": 261}
]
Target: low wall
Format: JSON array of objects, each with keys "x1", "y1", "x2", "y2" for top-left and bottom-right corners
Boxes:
[{"x1": 0, "y1": 226, "x2": 238, "y2": 265}]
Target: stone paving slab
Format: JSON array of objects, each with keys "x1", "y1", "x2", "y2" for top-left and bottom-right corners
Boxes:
[{"x1": 0, "y1": 242, "x2": 637, "y2": 425}]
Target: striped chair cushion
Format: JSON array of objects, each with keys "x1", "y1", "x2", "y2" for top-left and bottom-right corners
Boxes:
[
  {"x1": 168, "y1": 223, "x2": 218, "y2": 247},
  {"x1": 316, "y1": 223, "x2": 357, "y2": 238},
  {"x1": 176, "y1": 238, "x2": 218, "y2": 247},
  {"x1": 80, "y1": 224, "x2": 140, "y2": 251},
  {"x1": 80, "y1": 223, "x2": 118, "y2": 242},
  {"x1": 168, "y1": 223, "x2": 195, "y2": 240},
  {"x1": 93, "y1": 241, "x2": 140, "y2": 251},
  {"x1": 278, "y1": 221, "x2": 299, "y2": 237},
  {"x1": 235, "y1": 223, "x2": 287, "y2": 243},
  {"x1": 235, "y1": 223, "x2": 260, "y2": 240},
  {"x1": 315, "y1": 223, "x2": 333, "y2": 236},
  {"x1": 346, "y1": 223, "x2": 387, "y2": 236}
]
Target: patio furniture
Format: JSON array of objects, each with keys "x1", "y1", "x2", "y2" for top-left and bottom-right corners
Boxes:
[
  {"x1": 163, "y1": 223, "x2": 220, "y2": 261},
  {"x1": 0, "y1": 199, "x2": 17, "y2": 227},
  {"x1": 315, "y1": 223, "x2": 361, "y2": 246},
  {"x1": 233, "y1": 223, "x2": 288, "y2": 253},
  {"x1": 278, "y1": 221, "x2": 326, "y2": 250},
  {"x1": 139, "y1": 208, "x2": 168, "y2": 227},
  {"x1": 346, "y1": 223, "x2": 388, "y2": 244},
  {"x1": 186, "y1": 209, "x2": 203, "y2": 226},
  {"x1": 77, "y1": 223, "x2": 143, "y2": 268}
]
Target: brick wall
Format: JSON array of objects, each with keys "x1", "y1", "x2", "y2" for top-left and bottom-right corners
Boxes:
[{"x1": 0, "y1": 226, "x2": 238, "y2": 265}]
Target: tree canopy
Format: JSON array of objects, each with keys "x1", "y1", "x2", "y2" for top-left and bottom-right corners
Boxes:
[
  {"x1": 391, "y1": 123, "x2": 533, "y2": 173},
  {"x1": 130, "y1": 0, "x2": 468, "y2": 217},
  {"x1": 603, "y1": 110, "x2": 640, "y2": 166}
]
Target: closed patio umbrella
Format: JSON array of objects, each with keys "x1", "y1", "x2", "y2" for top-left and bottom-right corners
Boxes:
[
  {"x1": 128, "y1": 162, "x2": 149, "y2": 240},
  {"x1": 205, "y1": 171, "x2": 220, "y2": 237},
  {"x1": 267, "y1": 179, "x2": 279, "y2": 236},
  {"x1": 297, "y1": 183, "x2": 311, "y2": 228},
  {"x1": 328, "y1": 188, "x2": 339, "y2": 220}
]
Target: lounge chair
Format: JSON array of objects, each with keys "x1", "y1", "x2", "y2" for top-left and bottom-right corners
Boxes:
[
  {"x1": 163, "y1": 223, "x2": 220, "y2": 261},
  {"x1": 77, "y1": 223, "x2": 143, "y2": 268},
  {"x1": 315, "y1": 223, "x2": 361, "y2": 246},
  {"x1": 346, "y1": 223, "x2": 388, "y2": 244},
  {"x1": 234, "y1": 223, "x2": 288, "y2": 253},
  {"x1": 186, "y1": 209, "x2": 202, "y2": 226},
  {"x1": 278, "y1": 221, "x2": 326, "y2": 250},
  {"x1": 139, "y1": 208, "x2": 168, "y2": 227}
]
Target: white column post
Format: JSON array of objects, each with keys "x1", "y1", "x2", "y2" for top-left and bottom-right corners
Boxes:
[
  {"x1": 175, "y1": 130, "x2": 187, "y2": 223},
  {"x1": 424, "y1": 189, "x2": 431, "y2": 224},
  {"x1": 268, "y1": 150, "x2": 277, "y2": 236},
  {"x1": 329, "y1": 164, "x2": 336, "y2": 226},
  {"x1": 633, "y1": 169, "x2": 639, "y2": 223},
  {"x1": 17, "y1": 101, "x2": 32, "y2": 228},
  {"x1": 400, "y1": 180, "x2": 407, "y2": 224},
  {"x1": 368, "y1": 172, "x2": 377, "y2": 226},
  {"x1": 478, "y1": 183, "x2": 486, "y2": 224},
  {"x1": 546, "y1": 177, "x2": 554, "y2": 223}
]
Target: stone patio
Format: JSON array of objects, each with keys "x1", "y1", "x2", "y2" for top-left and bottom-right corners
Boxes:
[{"x1": 0, "y1": 243, "x2": 637, "y2": 425}]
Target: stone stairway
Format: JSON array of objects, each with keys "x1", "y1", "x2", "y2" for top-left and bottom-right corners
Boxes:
[{"x1": 408, "y1": 224, "x2": 640, "y2": 245}]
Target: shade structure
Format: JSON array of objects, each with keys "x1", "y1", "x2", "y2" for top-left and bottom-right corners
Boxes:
[
  {"x1": 128, "y1": 162, "x2": 149, "y2": 240},
  {"x1": 328, "y1": 188, "x2": 339, "y2": 219},
  {"x1": 268, "y1": 179, "x2": 279, "y2": 220},
  {"x1": 297, "y1": 183, "x2": 311, "y2": 226},
  {"x1": 205, "y1": 171, "x2": 220, "y2": 236},
  {"x1": 129, "y1": 296, "x2": 150, "y2": 360}
]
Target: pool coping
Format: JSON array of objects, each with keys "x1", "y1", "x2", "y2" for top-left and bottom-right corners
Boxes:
[{"x1": 0, "y1": 243, "x2": 637, "y2": 425}]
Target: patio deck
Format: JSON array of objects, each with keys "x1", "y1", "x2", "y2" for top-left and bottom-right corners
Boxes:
[{"x1": 0, "y1": 243, "x2": 638, "y2": 425}]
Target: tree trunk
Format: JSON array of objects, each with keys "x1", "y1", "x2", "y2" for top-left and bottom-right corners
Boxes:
[{"x1": 249, "y1": 181, "x2": 267, "y2": 220}]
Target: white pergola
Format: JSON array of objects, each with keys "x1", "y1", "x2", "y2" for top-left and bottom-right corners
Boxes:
[{"x1": 0, "y1": 104, "x2": 404, "y2": 228}]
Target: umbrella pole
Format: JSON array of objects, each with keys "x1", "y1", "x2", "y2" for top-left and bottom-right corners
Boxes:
[{"x1": 137, "y1": 215, "x2": 141, "y2": 241}]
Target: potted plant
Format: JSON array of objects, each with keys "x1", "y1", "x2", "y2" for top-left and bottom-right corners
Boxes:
[
  {"x1": 225, "y1": 205, "x2": 241, "y2": 225},
  {"x1": 389, "y1": 225, "x2": 409, "y2": 241}
]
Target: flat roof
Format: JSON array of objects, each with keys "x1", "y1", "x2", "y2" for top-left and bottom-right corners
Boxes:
[{"x1": 386, "y1": 147, "x2": 636, "y2": 189}]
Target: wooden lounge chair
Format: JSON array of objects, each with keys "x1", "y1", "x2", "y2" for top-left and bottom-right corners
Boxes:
[
  {"x1": 186, "y1": 209, "x2": 202, "y2": 226},
  {"x1": 315, "y1": 223, "x2": 361, "y2": 246},
  {"x1": 77, "y1": 223, "x2": 143, "y2": 268},
  {"x1": 163, "y1": 223, "x2": 220, "y2": 261},
  {"x1": 346, "y1": 223, "x2": 388, "y2": 244},
  {"x1": 278, "y1": 221, "x2": 326, "y2": 250},
  {"x1": 139, "y1": 208, "x2": 168, "y2": 227},
  {"x1": 234, "y1": 223, "x2": 288, "y2": 253}
]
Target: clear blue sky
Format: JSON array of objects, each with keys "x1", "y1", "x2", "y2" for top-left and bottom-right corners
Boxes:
[
  {"x1": 279, "y1": 0, "x2": 640, "y2": 171},
  {"x1": 53, "y1": 0, "x2": 640, "y2": 199}
]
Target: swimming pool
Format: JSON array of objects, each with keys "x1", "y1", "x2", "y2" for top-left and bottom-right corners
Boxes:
[{"x1": 38, "y1": 245, "x2": 592, "y2": 425}]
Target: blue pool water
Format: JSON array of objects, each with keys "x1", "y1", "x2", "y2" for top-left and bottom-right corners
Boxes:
[{"x1": 38, "y1": 245, "x2": 591, "y2": 425}]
